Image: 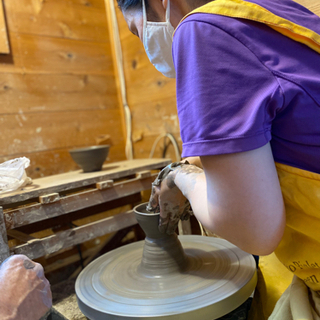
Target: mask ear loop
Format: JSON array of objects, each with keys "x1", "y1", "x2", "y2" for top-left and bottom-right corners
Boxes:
[
  {"x1": 142, "y1": 0, "x2": 148, "y2": 47},
  {"x1": 142, "y1": 0, "x2": 147, "y2": 23},
  {"x1": 166, "y1": 0, "x2": 171, "y2": 22},
  {"x1": 165, "y1": 0, "x2": 175, "y2": 39}
]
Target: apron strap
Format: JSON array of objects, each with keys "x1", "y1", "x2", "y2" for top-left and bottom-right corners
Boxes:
[{"x1": 177, "y1": 0, "x2": 320, "y2": 54}]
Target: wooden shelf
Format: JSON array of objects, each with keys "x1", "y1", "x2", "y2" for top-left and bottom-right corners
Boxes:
[
  {"x1": 0, "y1": 158, "x2": 170, "y2": 263},
  {"x1": 0, "y1": 158, "x2": 170, "y2": 205}
]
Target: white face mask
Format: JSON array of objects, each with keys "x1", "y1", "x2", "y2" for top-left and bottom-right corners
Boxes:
[{"x1": 142, "y1": 0, "x2": 176, "y2": 78}]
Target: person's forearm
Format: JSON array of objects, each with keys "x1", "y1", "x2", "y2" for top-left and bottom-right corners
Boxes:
[
  {"x1": 174, "y1": 165, "x2": 284, "y2": 255},
  {"x1": 174, "y1": 169, "x2": 212, "y2": 231}
]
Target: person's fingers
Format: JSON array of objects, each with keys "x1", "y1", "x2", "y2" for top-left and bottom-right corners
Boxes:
[
  {"x1": 159, "y1": 218, "x2": 168, "y2": 234},
  {"x1": 168, "y1": 207, "x2": 181, "y2": 234},
  {"x1": 180, "y1": 202, "x2": 191, "y2": 221},
  {"x1": 166, "y1": 217, "x2": 179, "y2": 235},
  {"x1": 180, "y1": 212, "x2": 189, "y2": 221},
  {"x1": 23, "y1": 259, "x2": 36, "y2": 270},
  {"x1": 14, "y1": 255, "x2": 45, "y2": 278},
  {"x1": 147, "y1": 184, "x2": 160, "y2": 212},
  {"x1": 164, "y1": 205, "x2": 180, "y2": 235},
  {"x1": 0, "y1": 254, "x2": 32, "y2": 271},
  {"x1": 159, "y1": 197, "x2": 172, "y2": 233},
  {"x1": 159, "y1": 210, "x2": 170, "y2": 233},
  {"x1": 38, "y1": 278, "x2": 53, "y2": 308},
  {"x1": 33, "y1": 261, "x2": 46, "y2": 278}
]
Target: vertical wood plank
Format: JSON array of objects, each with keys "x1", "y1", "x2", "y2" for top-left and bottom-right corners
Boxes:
[
  {"x1": 0, "y1": 207, "x2": 10, "y2": 263},
  {"x1": 105, "y1": 0, "x2": 130, "y2": 154},
  {"x1": 0, "y1": 32, "x2": 23, "y2": 73},
  {"x1": 0, "y1": 0, "x2": 9, "y2": 53}
]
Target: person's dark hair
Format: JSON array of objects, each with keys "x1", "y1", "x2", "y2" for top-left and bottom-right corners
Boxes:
[
  {"x1": 117, "y1": 0, "x2": 142, "y2": 11},
  {"x1": 117, "y1": 0, "x2": 212, "y2": 12}
]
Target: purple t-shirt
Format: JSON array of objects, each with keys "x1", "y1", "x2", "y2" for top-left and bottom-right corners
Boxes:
[{"x1": 173, "y1": 0, "x2": 320, "y2": 173}]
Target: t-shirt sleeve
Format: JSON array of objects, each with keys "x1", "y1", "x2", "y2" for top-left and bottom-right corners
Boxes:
[{"x1": 173, "y1": 16, "x2": 282, "y2": 158}]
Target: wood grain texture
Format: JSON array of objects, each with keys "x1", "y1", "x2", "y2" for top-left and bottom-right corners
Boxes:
[
  {"x1": 0, "y1": 0, "x2": 9, "y2": 53},
  {"x1": 0, "y1": 73, "x2": 118, "y2": 114},
  {"x1": 69, "y1": 0, "x2": 107, "y2": 10},
  {"x1": 133, "y1": 134, "x2": 181, "y2": 162},
  {"x1": 7, "y1": 229, "x2": 35, "y2": 242},
  {"x1": 0, "y1": 207, "x2": 10, "y2": 263},
  {"x1": 16, "y1": 32, "x2": 114, "y2": 75},
  {"x1": 4, "y1": 0, "x2": 109, "y2": 42},
  {"x1": 294, "y1": 0, "x2": 320, "y2": 15},
  {"x1": 0, "y1": 109, "x2": 123, "y2": 156},
  {"x1": 4, "y1": 173, "x2": 157, "y2": 229},
  {"x1": 44, "y1": 245, "x2": 99, "y2": 273},
  {"x1": 0, "y1": 32, "x2": 22, "y2": 73},
  {"x1": 12, "y1": 209, "x2": 137, "y2": 259},
  {"x1": 0, "y1": 158, "x2": 169, "y2": 205},
  {"x1": 0, "y1": 0, "x2": 126, "y2": 178}
]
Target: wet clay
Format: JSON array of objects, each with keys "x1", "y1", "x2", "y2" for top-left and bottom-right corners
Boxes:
[
  {"x1": 134, "y1": 203, "x2": 188, "y2": 275},
  {"x1": 75, "y1": 203, "x2": 257, "y2": 320}
]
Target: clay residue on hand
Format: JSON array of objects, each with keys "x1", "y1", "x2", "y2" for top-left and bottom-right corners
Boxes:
[{"x1": 23, "y1": 259, "x2": 36, "y2": 270}]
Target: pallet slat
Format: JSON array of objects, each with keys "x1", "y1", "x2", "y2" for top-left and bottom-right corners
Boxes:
[
  {"x1": 7, "y1": 229, "x2": 35, "y2": 242},
  {"x1": 12, "y1": 210, "x2": 137, "y2": 260},
  {"x1": 0, "y1": 159, "x2": 170, "y2": 205},
  {"x1": 39, "y1": 193, "x2": 60, "y2": 204},
  {"x1": 0, "y1": 208, "x2": 10, "y2": 263},
  {"x1": 5, "y1": 173, "x2": 157, "y2": 229}
]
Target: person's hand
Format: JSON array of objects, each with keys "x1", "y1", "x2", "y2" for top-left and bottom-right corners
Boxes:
[
  {"x1": 147, "y1": 161, "x2": 193, "y2": 234},
  {"x1": 0, "y1": 255, "x2": 52, "y2": 320}
]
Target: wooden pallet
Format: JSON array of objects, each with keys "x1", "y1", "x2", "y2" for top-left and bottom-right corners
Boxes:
[{"x1": 0, "y1": 158, "x2": 170, "y2": 263}]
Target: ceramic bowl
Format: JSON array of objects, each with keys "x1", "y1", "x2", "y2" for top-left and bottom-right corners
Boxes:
[{"x1": 69, "y1": 145, "x2": 110, "y2": 172}]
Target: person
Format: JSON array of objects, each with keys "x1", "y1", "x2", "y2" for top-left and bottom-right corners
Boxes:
[
  {"x1": 117, "y1": 0, "x2": 320, "y2": 318},
  {"x1": 0, "y1": 255, "x2": 52, "y2": 320}
]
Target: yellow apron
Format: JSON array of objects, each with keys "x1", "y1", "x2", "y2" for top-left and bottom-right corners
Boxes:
[
  {"x1": 275, "y1": 163, "x2": 320, "y2": 293},
  {"x1": 178, "y1": 1, "x2": 320, "y2": 318}
]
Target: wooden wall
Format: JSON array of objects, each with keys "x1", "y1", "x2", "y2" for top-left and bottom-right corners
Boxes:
[
  {"x1": 0, "y1": 0, "x2": 126, "y2": 178},
  {"x1": 295, "y1": 0, "x2": 320, "y2": 14},
  {"x1": 114, "y1": 1, "x2": 181, "y2": 162}
]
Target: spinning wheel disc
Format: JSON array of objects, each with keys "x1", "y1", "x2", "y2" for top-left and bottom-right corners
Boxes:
[{"x1": 76, "y1": 236, "x2": 257, "y2": 320}]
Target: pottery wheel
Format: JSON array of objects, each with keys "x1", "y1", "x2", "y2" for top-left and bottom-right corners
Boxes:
[{"x1": 76, "y1": 236, "x2": 257, "y2": 320}]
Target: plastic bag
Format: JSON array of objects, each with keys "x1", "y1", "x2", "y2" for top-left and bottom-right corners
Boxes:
[{"x1": 0, "y1": 157, "x2": 32, "y2": 194}]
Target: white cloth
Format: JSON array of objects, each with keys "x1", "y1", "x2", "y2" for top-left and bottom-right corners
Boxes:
[
  {"x1": 0, "y1": 157, "x2": 31, "y2": 194},
  {"x1": 269, "y1": 276, "x2": 320, "y2": 320}
]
